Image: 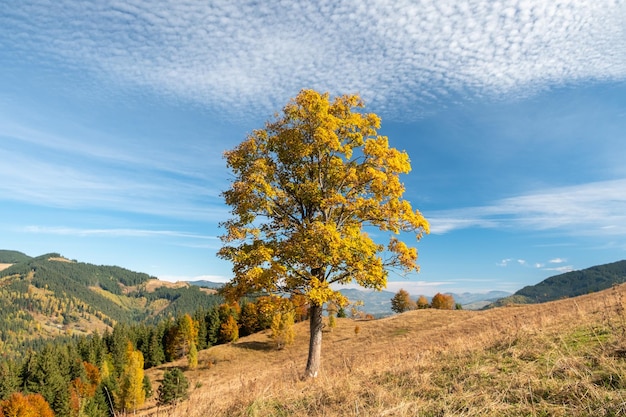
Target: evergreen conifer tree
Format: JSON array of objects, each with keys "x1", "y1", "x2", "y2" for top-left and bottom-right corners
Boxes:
[{"x1": 157, "y1": 368, "x2": 189, "y2": 406}]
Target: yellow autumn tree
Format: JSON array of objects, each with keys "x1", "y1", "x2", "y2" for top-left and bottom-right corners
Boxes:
[
  {"x1": 187, "y1": 342, "x2": 198, "y2": 370},
  {"x1": 178, "y1": 314, "x2": 199, "y2": 369},
  {"x1": 431, "y1": 293, "x2": 455, "y2": 310},
  {"x1": 165, "y1": 314, "x2": 199, "y2": 368},
  {"x1": 219, "y1": 315, "x2": 239, "y2": 343},
  {"x1": 290, "y1": 293, "x2": 309, "y2": 322},
  {"x1": 118, "y1": 342, "x2": 145, "y2": 413},
  {"x1": 0, "y1": 392, "x2": 54, "y2": 417},
  {"x1": 219, "y1": 89, "x2": 429, "y2": 378},
  {"x1": 416, "y1": 295, "x2": 429, "y2": 309},
  {"x1": 270, "y1": 310, "x2": 296, "y2": 350}
]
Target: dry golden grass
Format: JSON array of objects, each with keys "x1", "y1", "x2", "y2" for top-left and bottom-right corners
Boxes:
[
  {"x1": 139, "y1": 284, "x2": 626, "y2": 417},
  {"x1": 0, "y1": 263, "x2": 12, "y2": 271},
  {"x1": 120, "y1": 279, "x2": 190, "y2": 295},
  {"x1": 48, "y1": 256, "x2": 74, "y2": 263},
  {"x1": 122, "y1": 279, "x2": 217, "y2": 296},
  {"x1": 144, "y1": 279, "x2": 190, "y2": 293}
]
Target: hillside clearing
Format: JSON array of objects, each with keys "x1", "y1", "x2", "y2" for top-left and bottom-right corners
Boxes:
[
  {"x1": 48, "y1": 256, "x2": 74, "y2": 263},
  {"x1": 140, "y1": 284, "x2": 626, "y2": 416}
]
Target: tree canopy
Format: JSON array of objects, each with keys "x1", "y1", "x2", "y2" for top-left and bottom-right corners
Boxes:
[
  {"x1": 431, "y1": 293, "x2": 455, "y2": 310},
  {"x1": 218, "y1": 89, "x2": 429, "y2": 377},
  {"x1": 391, "y1": 289, "x2": 416, "y2": 313}
]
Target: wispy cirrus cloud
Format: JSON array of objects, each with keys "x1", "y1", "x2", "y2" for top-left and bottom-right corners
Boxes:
[
  {"x1": 429, "y1": 178, "x2": 626, "y2": 237},
  {"x1": 0, "y1": 113, "x2": 228, "y2": 184},
  {"x1": 20, "y1": 226, "x2": 224, "y2": 251},
  {"x1": 159, "y1": 274, "x2": 231, "y2": 284},
  {"x1": 1, "y1": 0, "x2": 624, "y2": 117},
  {"x1": 21, "y1": 226, "x2": 218, "y2": 240},
  {"x1": 543, "y1": 265, "x2": 575, "y2": 273},
  {"x1": 0, "y1": 145, "x2": 228, "y2": 221}
]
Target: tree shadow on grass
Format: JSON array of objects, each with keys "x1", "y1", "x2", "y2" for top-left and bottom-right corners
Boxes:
[{"x1": 234, "y1": 340, "x2": 274, "y2": 351}]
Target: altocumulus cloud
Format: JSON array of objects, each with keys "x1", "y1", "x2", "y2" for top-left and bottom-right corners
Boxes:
[{"x1": 1, "y1": 0, "x2": 624, "y2": 117}]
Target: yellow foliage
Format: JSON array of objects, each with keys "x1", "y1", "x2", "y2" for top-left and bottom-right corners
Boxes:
[
  {"x1": 188, "y1": 342, "x2": 198, "y2": 369},
  {"x1": 307, "y1": 277, "x2": 336, "y2": 306},
  {"x1": 219, "y1": 315, "x2": 239, "y2": 343},
  {"x1": 219, "y1": 89, "x2": 429, "y2": 372},
  {"x1": 118, "y1": 342, "x2": 145, "y2": 413},
  {"x1": 100, "y1": 357, "x2": 112, "y2": 381},
  {"x1": 416, "y1": 295, "x2": 429, "y2": 309},
  {"x1": 0, "y1": 393, "x2": 54, "y2": 417},
  {"x1": 270, "y1": 310, "x2": 295, "y2": 350},
  {"x1": 431, "y1": 293, "x2": 455, "y2": 310}
]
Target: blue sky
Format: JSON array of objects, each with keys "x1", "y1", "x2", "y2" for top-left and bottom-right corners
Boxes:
[{"x1": 1, "y1": 0, "x2": 625, "y2": 295}]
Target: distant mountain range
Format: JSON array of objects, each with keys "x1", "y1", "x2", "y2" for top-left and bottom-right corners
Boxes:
[
  {"x1": 187, "y1": 279, "x2": 225, "y2": 289},
  {"x1": 486, "y1": 259, "x2": 626, "y2": 308},
  {"x1": 185, "y1": 282, "x2": 510, "y2": 315},
  {"x1": 3, "y1": 249, "x2": 624, "y2": 337},
  {"x1": 334, "y1": 260, "x2": 626, "y2": 313},
  {"x1": 449, "y1": 291, "x2": 513, "y2": 310},
  {"x1": 335, "y1": 288, "x2": 511, "y2": 316}
]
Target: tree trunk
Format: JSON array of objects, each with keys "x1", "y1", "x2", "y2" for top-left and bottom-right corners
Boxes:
[{"x1": 304, "y1": 302, "x2": 323, "y2": 378}]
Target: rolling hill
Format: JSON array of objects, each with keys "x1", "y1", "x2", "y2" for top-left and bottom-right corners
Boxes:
[
  {"x1": 0, "y1": 250, "x2": 220, "y2": 354},
  {"x1": 138, "y1": 282, "x2": 626, "y2": 416},
  {"x1": 0, "y1": 250, "x2": 31, "y2": 264},
  {"x1": 487, "y1": 259, "x2": 626, "y2": 308},
  {"x1": 3, "y1": 249, "x2": 626, "y2": 415}
]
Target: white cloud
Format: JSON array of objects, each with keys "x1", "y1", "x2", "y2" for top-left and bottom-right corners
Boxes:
[
  {"x1": 496, "y1": 259, "x2": 530, "y2": 267},
  {"x1": 1, "y1": 0, "x2": 624, "y2": 117},
  {"x1": 159, "y1": 274, "x2": 231, "y2": 283},
  {"x1": 496, "y1": 256, "x2": 577, "y2": 273},
  {"x1": 543, "y1": 265, "x2": 575, "y2": 273},
  {"x1": 0, "y1": 145, "x2": 229, "y2": 221},
  {"x1": 549, "y1": 258, "x2": 567, "y2": 264},
  {"x1": 497, "y1": 258, "x2": 513, "y2": 267},
  {"x1": 428, "y1": 178, "x2": 626, "y2": 237},
  {"x1": 22, "y1": 226, "x2": 218, "y2": 240}
]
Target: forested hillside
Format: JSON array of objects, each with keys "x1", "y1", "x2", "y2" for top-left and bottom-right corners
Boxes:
[
  {"x1": 0, "y1": 251, "x2": 220, "y2": 356},
  {"x1": 0, "y1": 250, "x2": 32, "y2": 264},
  {"x1": 0, "y1": 254, "x2": 315, "y2": 416},
  {"x1": 3, "y1": 251, "x2": 626, "y2": 416},
  {"x1": 487, "y1": 259, "x2": 626, "y2": 307}
]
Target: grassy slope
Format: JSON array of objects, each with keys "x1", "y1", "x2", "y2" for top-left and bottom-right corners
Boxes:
[{"x1": 142, "y1": 284, "x2": 626, "y2": 417}]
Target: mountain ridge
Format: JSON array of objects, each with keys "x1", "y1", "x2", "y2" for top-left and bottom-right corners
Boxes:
[
  {"x1": 486, "y1": 259, "x2": 626, "y2": 308},
  {"x1": 0, "y1": 250, "x2": 220, "y2": 356}
]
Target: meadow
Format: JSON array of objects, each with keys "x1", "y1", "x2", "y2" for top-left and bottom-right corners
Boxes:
[{"x1": 140, "y1": 283, "x2": 626, "y2": 416}]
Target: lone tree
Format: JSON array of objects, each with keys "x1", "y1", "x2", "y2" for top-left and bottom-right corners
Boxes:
[
  {"x1": 416, "y1": 294, "x2": 430, "y2": 309},
  {"x1": 391, "y1": 288, "x2": 416, "y2": 313},
  {"x1": 219, "y1": 89, "x2": 429, "y2": 378},
  {"x1": 431, "y1": 292, "x2": 455, "y2": 310}
]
